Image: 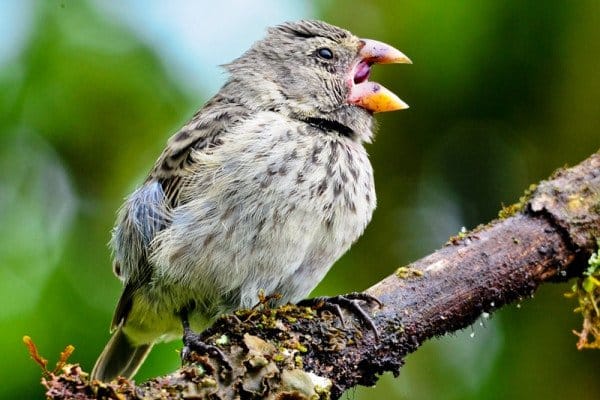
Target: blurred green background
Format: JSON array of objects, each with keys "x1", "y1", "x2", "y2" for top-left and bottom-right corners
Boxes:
[{"x1": 1, "y1": 0, "x2": 598, "y2": 398}]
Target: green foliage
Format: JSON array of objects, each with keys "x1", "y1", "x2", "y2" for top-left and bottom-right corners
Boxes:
[
  {"x1": 585, "y1": 241, "x2": 600, "y2": 277},
  {"x1": 565, "y1": 240, "x2": 600, "y2": 350},
  {"x1": 0, "y1": 2, "x2": 191, "y2": 398}
]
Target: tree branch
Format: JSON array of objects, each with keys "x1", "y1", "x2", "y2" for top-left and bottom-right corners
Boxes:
[{"x1": 43, "y1": 151, "x2": 600, "y2": 399}]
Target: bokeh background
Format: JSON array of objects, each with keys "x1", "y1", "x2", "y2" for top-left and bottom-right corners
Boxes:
[{"x1": 1, "y1": 1, "x2": 599, "y2": 398}]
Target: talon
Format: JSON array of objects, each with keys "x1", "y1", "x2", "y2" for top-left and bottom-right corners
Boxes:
[
  {"x1": 345, "y1": 292, "x2": 383, "y2": 308},
  {"x1": 297, "y1": 293, "x2": 382, "y2": 339},
  {"x1": 182, "y1": 334, "x2": 232, "y2": 373},
  {"x1": 179, "y1": 309, "x2": 233, "y2": 373}
]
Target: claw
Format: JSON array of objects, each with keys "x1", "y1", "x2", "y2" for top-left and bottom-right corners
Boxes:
[
  {"x1": 180, "y1": 310, "x2": 232, "y2": 373},
  {"x1": 297, "y1": 292, "x2": 382, "y2": 339}
]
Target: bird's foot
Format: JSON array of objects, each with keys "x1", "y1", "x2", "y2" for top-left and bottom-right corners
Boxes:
[
  {"x1": 181, "y1": 328, "x2": 232, "y2": 373},
  {"x1": 297, "y1": 292, "x2": 383, "y2": 339},
  {"x1": 179, "y1": 309, "x2": 232, "y2": 373}
]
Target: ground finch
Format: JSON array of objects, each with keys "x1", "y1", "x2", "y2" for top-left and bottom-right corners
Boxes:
[{"x1": 92, "y1": 19, "x2": 410, "y2": 382}]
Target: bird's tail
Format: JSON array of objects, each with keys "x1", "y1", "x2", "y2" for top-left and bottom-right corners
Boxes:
[{"x1": 91, "y1": 325, "x2": 153, "y2": 382}]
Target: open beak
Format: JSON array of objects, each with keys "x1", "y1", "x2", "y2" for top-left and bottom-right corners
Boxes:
[{"x1": 347, "y1": 38, "x2": 411, "y2": 113}]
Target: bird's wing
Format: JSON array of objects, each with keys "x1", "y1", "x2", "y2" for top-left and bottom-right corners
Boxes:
[
  {"x1": 149, "y1": 98, "x2": 250, "y2": 207},
  {"x1": 110, "y1": 96, "x2": 249, "y2": 326}
]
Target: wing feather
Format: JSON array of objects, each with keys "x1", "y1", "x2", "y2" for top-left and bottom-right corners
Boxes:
[{"x1": 110, "y1": 93, "x2": 250, "y2": 325}]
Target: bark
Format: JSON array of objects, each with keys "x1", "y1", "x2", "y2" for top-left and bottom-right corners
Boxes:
[{"x1": 43, "y1": 151, "x2": 600, "y2": 399}]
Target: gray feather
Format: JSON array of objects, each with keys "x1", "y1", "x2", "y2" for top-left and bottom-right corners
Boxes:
[{"x1": 91, "y1": 324, "x2": 153, "y2": 382}]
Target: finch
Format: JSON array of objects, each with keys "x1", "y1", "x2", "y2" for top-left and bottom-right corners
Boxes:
[{"x1": 91, "y1": 19, "x2": 410, "y2": 382}]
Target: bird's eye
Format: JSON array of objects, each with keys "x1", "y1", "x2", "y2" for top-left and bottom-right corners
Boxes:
[{"x1": 317, "y1": 47, "x2": 334, "y2": 60}]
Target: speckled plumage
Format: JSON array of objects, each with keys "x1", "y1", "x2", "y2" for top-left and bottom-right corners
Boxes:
[{"x1": 92, "y1": 20, "x2": 408, "y2": 381}]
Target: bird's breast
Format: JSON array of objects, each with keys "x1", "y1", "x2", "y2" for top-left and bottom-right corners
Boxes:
[{"x1": 148, "y1": 113, "x2": 376, "y2": 310}]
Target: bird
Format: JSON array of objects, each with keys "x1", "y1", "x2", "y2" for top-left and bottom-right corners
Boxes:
[{"x1": 91, "y1": 19, "x2": 410, "y2": 382}]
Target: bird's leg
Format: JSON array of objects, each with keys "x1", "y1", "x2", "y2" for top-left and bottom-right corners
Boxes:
[
  {"x1": 179, "y1": 309, "x2": 232, "y2": 372},
  {"x1": 297, "y1": 292, "x2": 383, "y2": 339}
]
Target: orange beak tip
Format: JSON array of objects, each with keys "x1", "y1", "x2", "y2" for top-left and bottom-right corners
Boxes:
[
  {"x1": 348, "y1": 39, "x2": 411, "y2": 113},
  {"x1": 349, "y1": 82, "x2": 409, "y2": 113}
]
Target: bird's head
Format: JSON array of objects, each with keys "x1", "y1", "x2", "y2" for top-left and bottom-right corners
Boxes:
[{"x1": 224, "y1": 20, "x2": 411, "y2": 141}]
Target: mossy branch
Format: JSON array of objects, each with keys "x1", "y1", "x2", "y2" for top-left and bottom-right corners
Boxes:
[{"x1": 40, "y1": 151, "x2": 600, "y2": 399}]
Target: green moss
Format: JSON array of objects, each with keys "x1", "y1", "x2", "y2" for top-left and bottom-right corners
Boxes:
[
  {"x1": 446, "y1": 226, "x2": 471, "y2": 245},
  {"x1": 395, "y1": 266, "x2": 424, "y2": 279},
  {"x1": 200, "y1": 376, "x2": 217, "y2": 388},
  {"x1": 565, "y1": 238, "x2": 600, "y2": 349},
  {"x1": 498, "y1": 203, "x2": 522, "y2": 219},
  {"x1": 215, "y1": 334, "x2": 229, "y2": 346},
  {"x1": 498, "y1": 183, "x2": 538, "y2": 219}
]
